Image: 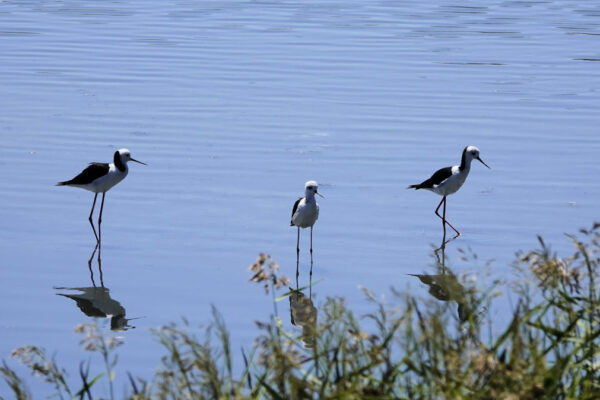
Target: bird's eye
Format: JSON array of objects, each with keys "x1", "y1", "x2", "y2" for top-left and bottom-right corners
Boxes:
[{"x1": 471, "y1": 151, "x2": 476, "y2": 155}]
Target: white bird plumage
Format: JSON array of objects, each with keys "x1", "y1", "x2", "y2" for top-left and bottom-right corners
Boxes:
[
  {"x1": 291, "y1": 180, "x2": 324, "y2": 286},
  {"x1": 291, "y1": 180, "x2": 321, "y2": 228},
  {"x1": 409, "y1": 146, "x2": 490, "y2": 238},
  {"x1": 57, "y1": 148, "x2": 146, "y2": 242},
  {"x1": 58, "y1": 149, "x2": 146, "y2": 193}
]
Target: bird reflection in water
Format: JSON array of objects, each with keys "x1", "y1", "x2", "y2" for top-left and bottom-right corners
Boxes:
[
  {"x1": 289, "y1": 288, "x2": 317, "y2": 349},
  {"x1": 87, "y1": 241, "x2": 103, "y2": 287},
  {"x1": 409, "y1": 272, "x2": 470, "y2": 322},
  {"x1": 55, "y1": 243, "x2": 135, "y2": 331},
  {"x1": 55, "y1": 286, "x2": 134, "y2": 330},
  {"x1": 410, "y1": 245, "x2": 472, "y2": 322}
]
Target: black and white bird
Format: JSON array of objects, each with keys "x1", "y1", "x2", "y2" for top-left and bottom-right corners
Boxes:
[
  {"x1": 408, "y1": 146, "x2": 489, "y2": 238},
  {"x1": 57, "y1": 148, "x2": 146, "y2": 242},
  {"x1": 290, "y1": 180, "x2": 324, "y2": 284}
]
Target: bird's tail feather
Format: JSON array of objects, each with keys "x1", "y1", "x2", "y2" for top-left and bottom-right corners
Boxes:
[
  {"x1": 407, "y1": 184, "x2": 421, "y2": 190},
  {"x1": 56, "y1": 181, "x2": 68, "y2": 186}
]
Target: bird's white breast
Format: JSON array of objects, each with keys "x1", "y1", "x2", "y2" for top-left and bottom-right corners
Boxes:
[
  {"x1": 90, "y1": 165, "x2": 128, "y2": 193},
  {"x1": 292, "y1": 199, "x2": 319, "y2": 228},
  {"x1": 429, "y1": 166, "x2": 469, "y2": 196}
]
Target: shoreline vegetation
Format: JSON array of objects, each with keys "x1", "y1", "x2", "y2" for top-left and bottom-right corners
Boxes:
[{"x1": 2, "y1": 225, "x2": 599, "y2": 399}]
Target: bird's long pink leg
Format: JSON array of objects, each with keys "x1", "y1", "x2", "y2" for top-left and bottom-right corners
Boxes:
[
  {"x1": 434, "y1": 196, "x2": 447, "y2": 240},
  {"x1": 296, "y1": 227, "x2": 300, "y2": 288},
  {"x1": 89, "y1": 193, "x2": 99, "y2": 242},
  {"x1": 443, "y1": 198, "x2": 460, "y2": 237},
  {"x1": 98, "y1": 193, "x2": 106, "y2": 243},
  {"x1": 310, "y1": 226, "x2": 313, "y2": 297}
]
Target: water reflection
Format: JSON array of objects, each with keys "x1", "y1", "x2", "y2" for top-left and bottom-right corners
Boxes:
[
  {"x1": 55, "y1": 286, "x2": 134, "y2": 330},
  {"x1": 87, "y1": 241, "x2": 103, "y2": 287},
  {"x1": 412, "y1": 245, "x2": 473, "y2": 322},
  {"x1": 409, "y1": 271, "x2": 469, "y2": 322},
  {"x1": 289, "y1": 288, "x2": 317, "y2": 349},
  {"x1": 55, "y1": 244, "x2": 135, "y2": 330}
]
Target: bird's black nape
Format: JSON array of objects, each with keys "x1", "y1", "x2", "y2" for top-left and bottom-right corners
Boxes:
[
  {"x1": 114, "y1": 151, "x2": 126, "y2": 172},
  {"x1": 459, "y1": 146, "x2": 469, "y2": 170}
]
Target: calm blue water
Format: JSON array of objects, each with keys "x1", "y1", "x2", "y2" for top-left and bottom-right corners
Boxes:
[{"x1": 2, "y1": 0, "x2": 600, "y2": 396}]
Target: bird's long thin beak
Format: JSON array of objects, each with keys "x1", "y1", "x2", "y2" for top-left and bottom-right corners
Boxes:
[
  {"x1": 316, "y1": 191, "x2": 325, "y2": 198},
  {"x1": 477, "y1": 157, "x2": 490, "y2": 169},
  {"x1": 130, "y1": 158, "x2": 147, "y2": 166}
]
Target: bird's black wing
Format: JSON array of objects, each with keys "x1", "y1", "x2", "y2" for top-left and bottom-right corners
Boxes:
[
  {"x1": 409, "y1": 166, "x2": 453, "y2": 189},
  {"x1": 57, "y1": 294, "x2": 107, "y2": 317},
  {"x1": 290, "y1": 197, "x2": 302, "y2": 226},
  {"x1": 57, "y1": 163, "x2": 110, "y2": 186}
]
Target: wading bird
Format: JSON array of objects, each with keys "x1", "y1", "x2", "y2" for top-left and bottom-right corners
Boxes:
[
  {"x1": 408, "y1": 146, "x2": 489, "y2": 238},
  {"x1": 57, "y1": 148, "x2": 146, "y2": 242},
  {"x1": 291, "y1": 181, "x2": 324, "y2": 285}
]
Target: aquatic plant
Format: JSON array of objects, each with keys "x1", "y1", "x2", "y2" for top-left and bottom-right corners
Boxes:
[{"x1": 2, "y1": 225, "x2": 600, "y2": 399}]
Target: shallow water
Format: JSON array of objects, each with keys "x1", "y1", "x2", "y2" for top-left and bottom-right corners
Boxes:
[{"x1": 1, "y1": 0, "x2": 600, "y2": 395}]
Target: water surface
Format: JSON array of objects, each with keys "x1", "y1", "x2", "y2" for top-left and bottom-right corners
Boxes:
[{"x1": 1, "y1": 0, "x2": 600, "y2": 395}]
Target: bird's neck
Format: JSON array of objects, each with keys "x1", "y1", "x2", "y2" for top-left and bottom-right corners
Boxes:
[
  {"x1": 304, "y1": 192, "x2": 316, "y2": 202},
  {"x1": 114, "y1": 153, "x2": 127, "y2": 172},
  {"x1": 459, "y1": 153, "x2": 472, "y2": 172}
]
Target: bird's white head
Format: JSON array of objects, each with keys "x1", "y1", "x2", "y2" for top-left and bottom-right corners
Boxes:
[
  {"x1": 116, "y1": 148, "x2": 147, "y2": 166},
  {"x1": 305, "y1": 180, "x2": 324, "y2": 198},
  {"x1": 464, "y1": 146, "x2": 490, "y2": 169}
]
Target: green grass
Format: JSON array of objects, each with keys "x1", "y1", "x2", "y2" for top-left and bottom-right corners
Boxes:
[{"x1": 2, "y1": 225, "x2": 600, "y2": 399}]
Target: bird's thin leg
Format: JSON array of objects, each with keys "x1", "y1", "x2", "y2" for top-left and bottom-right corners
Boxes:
[
  {"x1": 98, "y1": 193, "x2": 106, "y2": 244},
  {"x1": 442, "y1": 196, "x2": 448, "y2": 242},
  {"x1": 296, "y1": 227, "x2": 300, "y2": 288},
  {"x1": 443, "y1": 198, "x2": 461, "y2": 237},
  {"x1": 436, "y1": 233, "x2": 459, "y2": 255},
  {"x1": 98, "y1": 243, "x2": 104, "y2": 288},
  {"x1": 440, "y1": 243, "x2": 446, "y2": 272},
  {"x1": 310, "y1": 226, "x2": 313, "y2": 298},
  {"x1": 89, "y1": 193, "x2": 99, "y2": 242},
  {"x1": 434, "y1": 196, "x2": 447, "y2": 240},
  {"x1": 88, "y1": 241, "x2": 99, "y2": 287}
]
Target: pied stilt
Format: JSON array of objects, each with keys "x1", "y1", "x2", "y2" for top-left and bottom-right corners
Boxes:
[
  {"x1": 57, "y1": 148, "x2": 146, "y2": 242},
  {"x1": 290, "y1": 180, "x2": 324, "y2": 285},
  {"x1": 408, "y1": 146, "x2": 489, "y2": 238}
]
